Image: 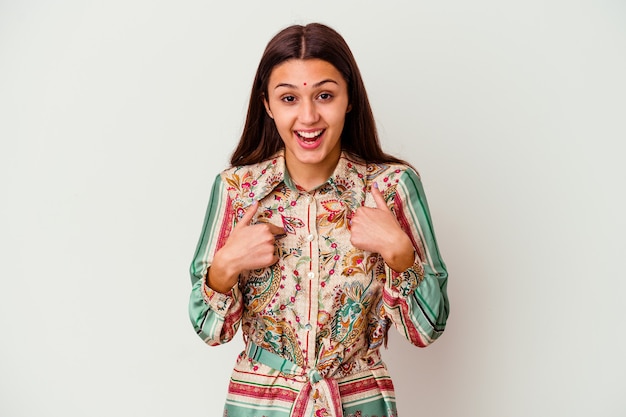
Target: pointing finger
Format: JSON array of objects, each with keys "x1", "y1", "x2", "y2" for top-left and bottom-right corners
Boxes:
[
  {"x1": 236, "y1": 201, "x2": 259, "y2": 227},
  {"x1": 371, "y1": 182, "x2": 390, "y2": 211}
]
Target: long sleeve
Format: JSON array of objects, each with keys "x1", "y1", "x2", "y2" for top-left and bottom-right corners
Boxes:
[
  {"x1": 188, "y1": 174, "x2": 243, "y2": 346},
  {"x1": 382, "y1": 168, "x2": 449, "y2": 347}
]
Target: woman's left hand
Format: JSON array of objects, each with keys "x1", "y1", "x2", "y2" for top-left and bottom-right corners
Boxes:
[{"x1": 349, "y1": 183, "x2": 415, "y2": 272}]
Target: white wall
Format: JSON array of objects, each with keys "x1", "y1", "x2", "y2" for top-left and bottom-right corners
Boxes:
[{"x1": 1, "y1": 1, "x2": 625, "y2": 416}]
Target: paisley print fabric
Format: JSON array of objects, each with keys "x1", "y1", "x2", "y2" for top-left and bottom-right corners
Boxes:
[{"x1": 189, "y1": 151, "x2": 449, "y2": 416}]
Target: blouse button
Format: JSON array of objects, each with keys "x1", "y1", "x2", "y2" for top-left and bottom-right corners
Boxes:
[
  {"x1": 307, "y1": 272, "x2": 315, "y2": 279},
  {"x1": 304, "y1": 323, "x2": 312, "y2": 330},
  {"x1": 306, "y1": 234, "x2": 314, "y2": 242}
]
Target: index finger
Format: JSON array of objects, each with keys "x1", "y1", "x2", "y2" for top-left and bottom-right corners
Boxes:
[{"x1": 267, "y1": 223, "x2": 286, "y2": 236}]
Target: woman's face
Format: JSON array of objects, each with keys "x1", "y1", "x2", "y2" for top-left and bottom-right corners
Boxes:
[{"x1": 264, "y1": 59, "x2": 351, "y2": 187}]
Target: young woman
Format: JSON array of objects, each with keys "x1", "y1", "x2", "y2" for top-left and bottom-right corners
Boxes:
[{"x1": 189, "y1": 23, "x2": 449, "y2": 417}]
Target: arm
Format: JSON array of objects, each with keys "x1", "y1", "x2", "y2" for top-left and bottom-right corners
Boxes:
[
  {"x1": 381, "y1": 168, "x2": 449, "y2": 347},
  {"x1": 188, "y1": 174, "x2": 243, "y2": 346}
]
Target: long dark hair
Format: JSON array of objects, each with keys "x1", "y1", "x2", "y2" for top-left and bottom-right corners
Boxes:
[{"x1": 230, "y1": 23, "x2": 406, "y2": 167}]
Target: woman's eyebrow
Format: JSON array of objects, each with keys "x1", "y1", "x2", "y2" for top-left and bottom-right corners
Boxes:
[{"x1": 274, "y1": 79, "x2": 339, "y2": 90}]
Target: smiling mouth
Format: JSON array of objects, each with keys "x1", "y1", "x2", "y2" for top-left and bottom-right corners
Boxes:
[{"x1": 295, "y1": 129, "x2": 325, "y2": 142}]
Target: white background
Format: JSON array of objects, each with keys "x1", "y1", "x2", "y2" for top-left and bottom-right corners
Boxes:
[{"x1": 1, "y1": 1, "x2": 625, "y2": 416}]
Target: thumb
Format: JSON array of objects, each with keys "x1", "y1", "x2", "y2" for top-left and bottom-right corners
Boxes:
[
  {"x1": 371, "y1": 182, "x2": 390, "y2": 211},
  {"x1": 236, "y1": 201, "x2": 259, "y2": 227}
]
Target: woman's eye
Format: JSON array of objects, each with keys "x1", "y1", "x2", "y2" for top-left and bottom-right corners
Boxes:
[
  {"x1": 318, "y1": 93, "x2": 332, "y2": 100},
  {"x1": 281, "y1": 95, "x2": 296, "y2": 103}
]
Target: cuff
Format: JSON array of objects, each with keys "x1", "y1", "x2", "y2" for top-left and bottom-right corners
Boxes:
[
  {"x1": 201, "y1": 273, "x2": 237, "y2": 315},
  {"x1": 386, "y1": 254, "x2": 425, "y2": 298}
]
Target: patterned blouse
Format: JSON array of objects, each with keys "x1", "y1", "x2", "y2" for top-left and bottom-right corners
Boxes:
[{"x1": 189, "y1": 151, "x2": 449, "y2": 417}]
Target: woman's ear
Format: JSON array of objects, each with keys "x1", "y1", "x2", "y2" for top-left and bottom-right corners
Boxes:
[
  {"x1": 346, "y1": 103, "x2": 352, "y2": 113},
  {"x1": 263, "y1": 95, "x2": 274, "y2": 119}
]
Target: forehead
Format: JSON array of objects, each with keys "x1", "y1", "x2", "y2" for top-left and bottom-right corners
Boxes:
[{"x1": 268, "y1": 59, "x2": 345, "y2": 86}]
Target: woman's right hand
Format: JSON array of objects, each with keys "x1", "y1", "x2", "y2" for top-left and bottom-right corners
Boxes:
[{"x1": 206, "y1": 201, "x2": 285, "y2": 293}]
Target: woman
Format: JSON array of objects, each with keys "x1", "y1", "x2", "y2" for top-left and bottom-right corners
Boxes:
[{"x1": 189, "y1": 23, "x2": 449, "y2": 417}]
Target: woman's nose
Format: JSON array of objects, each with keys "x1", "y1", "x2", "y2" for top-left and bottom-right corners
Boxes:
[{"x1": 298, "y1": 100, "x2": 319, "y2": 124}]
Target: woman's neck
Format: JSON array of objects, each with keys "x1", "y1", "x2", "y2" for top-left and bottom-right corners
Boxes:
[{"x1": 284, "y1": 155, "x2": 340, "y2": 192}]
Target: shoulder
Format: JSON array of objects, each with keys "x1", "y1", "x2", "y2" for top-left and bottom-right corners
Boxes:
[
  {"x1": 338, "y1": 153, "x2": 419, "y2": 182},
  {"x1": 219, "y1": 153, "x2": 286, "y2": 206},
  {"x1": 365, "y1": 161, "x2": 420, "y2": 190}
]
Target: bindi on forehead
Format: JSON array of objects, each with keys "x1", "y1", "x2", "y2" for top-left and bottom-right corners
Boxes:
[{"x1": 273, "y1": 79, "x2": 338, "y2": 90}]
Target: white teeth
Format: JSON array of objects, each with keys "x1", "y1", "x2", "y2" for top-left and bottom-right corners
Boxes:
[{"x1": 297, "y1": 130, "x2": 323, "y2": 139}]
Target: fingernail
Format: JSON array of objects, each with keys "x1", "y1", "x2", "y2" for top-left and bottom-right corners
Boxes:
[{"x1": 372, "y1": 182, "x2": 378, "y2": 189}]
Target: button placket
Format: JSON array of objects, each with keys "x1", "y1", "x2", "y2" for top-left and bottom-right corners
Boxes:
[{"x1": 304, "y1": 191, "x2": 320, "y2": 366}]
